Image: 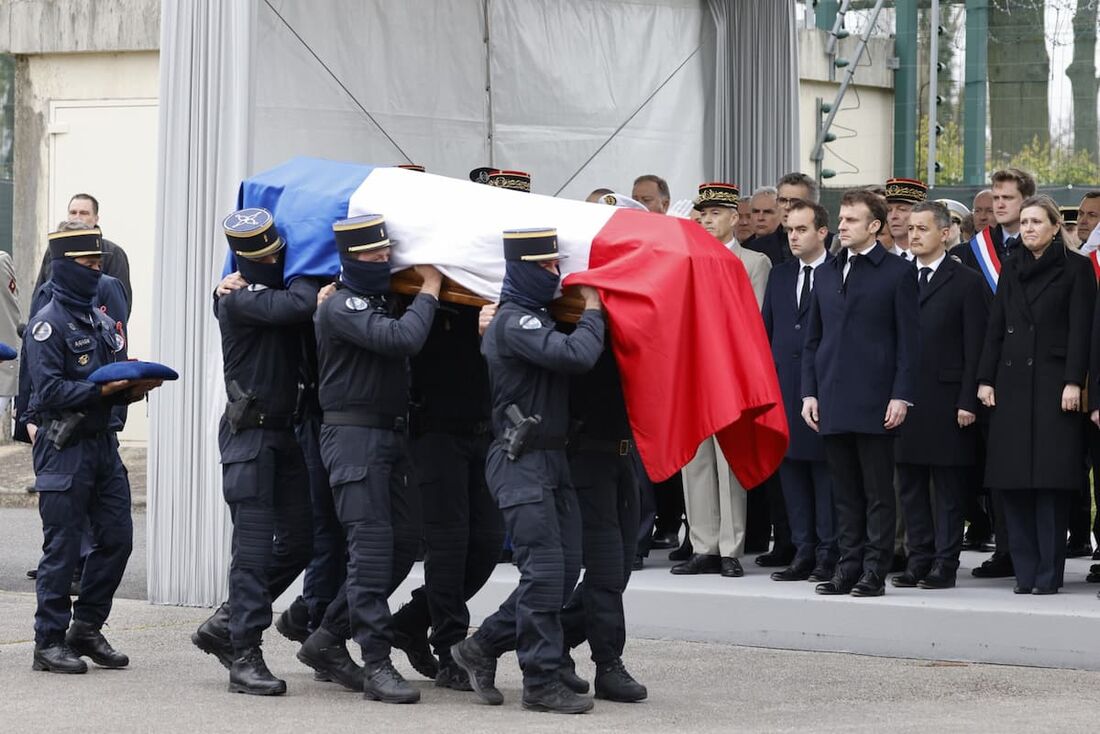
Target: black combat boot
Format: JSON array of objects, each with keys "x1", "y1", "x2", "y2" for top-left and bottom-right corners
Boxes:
[
  {"x1": 228, "y1": 647, "x2": 286, "y2": 696},
  {"x1": 558, "y1": 653, "x2": 590, "y2": 694},
  {"x1": 522, "y1": 679, "x2": 594, "y2": 714},
  {"x1": 451, "y1": 638, "x2": 503, "y2": 705},
  {"x1": 594, "y1": 658, "x2": 647, "y2": 702},
  {"x1": 274, "y1": 597, "x2": 311, "y2": 643},
  {"x1": 191, "y1": 602, "x2": 234, "y2": 669},
  {"x1": 434, "y1": 659, "x2": 473, "y2": 691},
  {"x1": 391, "y1": 622, "x2": 438, "y2": 680},
  {"x1": 363, "y1": 658, "x2": 420, "y2": 704},
  {"x1": 65, "y1": 620, "x2": 129, "y2": 668},
  {"x1": 32, "y1": 642, "x2": 88, "y2": 674},
  {"x1": 296, "y1": 627, "x2": 364, "y2": 692}
]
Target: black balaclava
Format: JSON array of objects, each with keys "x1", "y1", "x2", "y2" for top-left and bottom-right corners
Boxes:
[
  {"x1": 500, "y1": 260, "x2": 559, "y2": 310},
  {"x1": 51, "y1": 257, "x2": 102, "y2": 311},
  {"x1": 237, "y1": 249, "x2": 286, "y2": 290},
  {"x1": 339, "y1": 253, "x2": 391, "y2": 296}
]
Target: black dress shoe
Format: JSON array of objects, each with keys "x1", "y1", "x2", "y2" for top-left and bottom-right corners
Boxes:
[
  {"x1": 1092, "y1": 547, "x2": 1100, "y2": 561},
  {"x1": 670, "y1": 554, "x2": 721, "y2": 575},
  {"x1": 890, "y1": 571, "x2": 923, "y2": 588},
  {"x1": 808, "y1": 565, "x2": 835, "y2": 583},
  {"x1": 755, "y1": 545, "x2": 796, "y2": 567},
  {"x1": 522, "y1": 680, "x2": 594, "y2": 714},
  {"x1": 32, "y1": 642, "x2": 88, "y2": 674},
  {"x1": 771, "y1": 564, "x2": 812, "y2": 581},
  {"x1": 1013, "y1": 585, "x2": 1032, "y2": 594},
  {"x1": 1088, "y1": 565, "x2": 1100, "y2": 583},
  {"x1": 720, "y1": 557, "x2": 744, "y2": 578},
  {"x1": 363, "y1": 658, "x2": 420, "y2": 704},
  {"x1": 890, "y1": 554, "x2": 908, "y2": 573},
  {"x1": 1067, "y1": 542, "x2": 1094, "y2": 559},
  {"x1": 918, "y1": 566, "x2": 957, "y2": 589},
  {"x1": 668, "y1": 537, "x2": 694, "y2": 562},
  {"x1": 229, "y1": 647, "x2": 286, "y2": 696},
  {"x1": 815, "y1": 575, "x2": 856, "y2": 595},
  {"x1": 66, "y1": 620, "x2": 129, "y2": 668},
  {"x1": 650, "y1": 530, "x2": 680, "y2": 550},
  {"x1": 274, "y1": 597, "x2": 311, "y2": 644},
  {"x1": 971, "y1": 554, "x2": 1014, "y2": 578},
  {"x1": 451, "y1": 638, "x2": 503, "y2": 705},
  {"x1": 296, "y1": 627, "x2": 365, "y2": 691},
  {"x1": 192, "y1": 602, "x2": 235, "y2": 670},
  {"x1": 632, "y1": 554, "x2": 644, "y2": 571},
  {"x1": 851, "y1": 571, "x2": 885, "y2": 597},
  {"x1": 1032, "y1": 587, "x2": 1058, "y2": 595},
  {"x1": 594, "y1": 658, "x2": 647, "y2": 702},
  {"x1": 391, "y1": 624, "x2": 439, "y2": 680},
  {"x1": 26, "y1": 568, "x2": 37, "y2": 580},
  {"x1": 558, "y1": 653, "x2": 590, "y2": 694}
]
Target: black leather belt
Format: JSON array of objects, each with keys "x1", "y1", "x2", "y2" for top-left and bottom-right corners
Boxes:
[
  {"x1": 233, "y1": 412, "x2": 295, "y2": 430},
  {"x1": 574, "y1": 438, "x2": 634, "y2": 456},
  {"x1": 527, "y1": 435, "x2": 569, "y2": 451},
  {"x1": 324, "y1": 410, "x2": 407, "y2": 432},
  {"x1": 418, "y1": 416, "x2": 491, "y2": 437}
]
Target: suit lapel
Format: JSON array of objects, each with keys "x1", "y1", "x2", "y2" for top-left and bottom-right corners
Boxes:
[{"x1": 920, "y1": 257, "x2": 955, "y2": 305}]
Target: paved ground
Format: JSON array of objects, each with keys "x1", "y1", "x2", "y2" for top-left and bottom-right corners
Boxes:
[{"x1": 0, "y1": 442, "x2": 147, "y2": 508}]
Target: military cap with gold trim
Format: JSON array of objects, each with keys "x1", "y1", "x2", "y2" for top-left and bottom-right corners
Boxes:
[
  {"x1": 693, "y1": 182, "x2": 740, "y2": 210},
  {"x1": 222, "y1": 207, "x2": 284, "y2": 259},
  {"x1": 1060, "y1": 206, "x2": 1078, "y2": 226},
  {"x1": 487, "y1": 169, "x2": 531, "y2": 192},
  {"x1": 333, "y1": 214, "x2": 390, "y2": 254},
  {"x1": 503, "y1": 228, "x2": 566, "y2": 262},
  {"x1": 48, "y1": 227, "x2": 104, "y2": 260},
  {"x1": 885, "y1": 177, "x2": 928, "y2": 204},
  {"x1": 396, "y1": 164, "x2": 426, "y2": 173}
]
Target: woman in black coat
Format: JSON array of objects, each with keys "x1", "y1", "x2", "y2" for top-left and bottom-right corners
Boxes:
[{"x1": 977, "y1": 195, "x2": 1096, "y2": 594}]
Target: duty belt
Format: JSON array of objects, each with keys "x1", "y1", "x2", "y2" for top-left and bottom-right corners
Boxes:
[
  {"x1": 324, "y1": 410, "x2": 407, "y2": 432},
  {"x1": 417, "y1": 416, "x2": 491, "y2": 437},
  {"x1": 230, "y1": 410, "x2": 295, "y2": 430},
  {"x1": 525, "y1": 435, "x2": 569, "y2": 451},
  {"x1": 574, "y1": 438, "x2": 634, "y2": 456}
]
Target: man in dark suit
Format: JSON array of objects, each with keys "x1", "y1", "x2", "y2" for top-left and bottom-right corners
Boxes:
[
  {"x1": 801, "y1": 189, "x2": 919, "y2": 597},
  {"x1": 762, "y1": 199, "x2": 837, "y2": 582},
  {"x1": 893, "y1": 202, "x2": 988, "y2": 590},
  {"x1": 950, "y1": 167, "x2": 1036, "y2": 579}
]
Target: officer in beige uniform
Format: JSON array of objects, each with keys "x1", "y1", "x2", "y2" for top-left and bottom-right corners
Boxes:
[{"x1": 672, "y1": 183, "x2": 771, "y2": 578}]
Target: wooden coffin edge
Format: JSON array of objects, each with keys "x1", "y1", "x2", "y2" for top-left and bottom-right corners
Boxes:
[{"x1": 390, "y1": 269, "x2": 585, "y2": 323}]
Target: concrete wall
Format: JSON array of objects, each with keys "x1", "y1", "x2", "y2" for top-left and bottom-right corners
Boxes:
[
  {"x1": 0, "y1": 0, "x2": 159, "y2": 53},
  {"x1": 797, "y1": 28, "x2": 895, "y2": 186}
]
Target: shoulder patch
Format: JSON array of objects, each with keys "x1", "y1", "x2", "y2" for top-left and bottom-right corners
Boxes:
[
  {"x1": 518, "y1": 314, "x2": 543, "y2": 330},
  {"x1": 345, "y1": 296, "x2": 369, "y2": 312},
  {"x1": 31, "y1": 321, "x2": 52, "y2": 342},
  {"x1": 246, "y1": 283, "x2": 269, "y2": 292}
]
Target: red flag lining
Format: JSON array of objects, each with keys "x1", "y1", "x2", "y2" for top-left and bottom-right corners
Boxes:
[{"x1": 565, "y1": 208, "x2": 788, "y2": 485}]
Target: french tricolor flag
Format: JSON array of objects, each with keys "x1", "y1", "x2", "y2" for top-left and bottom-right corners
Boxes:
[{"x1": 237, "y1": 157, "x2": 787, "y2": 486}]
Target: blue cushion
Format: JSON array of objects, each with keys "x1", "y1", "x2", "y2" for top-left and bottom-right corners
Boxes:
[
  {"x1": 87, "y1": 360, "x2": 179, "y2": 384},
  {"x1": 0, "y1": 342, "x2": 15, "y2": 361}
]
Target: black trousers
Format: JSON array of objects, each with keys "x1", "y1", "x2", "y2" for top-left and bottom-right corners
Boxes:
[
  {"x1": 1000, "y1": 488, "x2": 1072, "y2": 591},
  {"x1": 778, "y1": 458, "x2": 836, "y2": 569},
  {"x1": 296, "y1": 414, "x2": 346, "y2": 630},
  {"x1": 822, "y1": 433, "x2": 896, "y2": 580},
  {"x1": 1089, "y1": 421, "x2": 1100, "y2": 542},
  {"x1": 1069, "y1": 417, "x2": 1096, "y2": 548},
  {"x1": 896, "y1": 463, "x2": 966, "y2": 573},
  {"x1": 963, "y1": 423, "x2": 992, "y2": 543},
  {"x1": 34, "y1": 434, "x2": 133, "y2": 645},
  {"x1": 560, "y1": 450, "x2": 640, "y2": 664},
  {"x1": 746, "y1": 472, "x2": 791, "y2": 554},
  {"x1": 391, "y1": 431, "x2": 504, "y2": 663},
  {"x1": 652, "y1": 474, "x2": 685, "y2": 537},
  {"x1": 319, "y1": 426, "x2": 420, "y2": 664},
  {"x1": 221, "y1": 424, "x2": 313, "y2": 650},
  {"x1": 474, "y1": 446, "x2": 582, "y2": 687},
  {"x1": 631, "y1": 452, "x2": 656, "y2": 558}
]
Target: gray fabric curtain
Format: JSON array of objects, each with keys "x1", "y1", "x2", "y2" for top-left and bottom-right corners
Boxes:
[
  {"x1": 707, "y1": 0, "x2": 800, "y2": 191},
  {"x1": 148, "y1": 0, "x2": 255, "y2": 605}
]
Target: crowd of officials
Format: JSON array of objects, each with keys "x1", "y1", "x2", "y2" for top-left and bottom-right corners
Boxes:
[{"x1": 8, "y1": 164, "x2": 1100, "y2": 716}]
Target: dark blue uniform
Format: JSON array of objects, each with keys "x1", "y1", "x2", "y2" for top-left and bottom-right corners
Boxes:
[
  {"x1": 470, "y1": 301, "x2": 604, "y2": 687},
  {"x1": 391, "y1": 304, "x2": 505, "y2": 671},
  {"x1": 215, "y1": 277, "x2": 318, "y2": 651},
  {"x1": 25, "y1": 299, "x2": 130, "y2": 645},
  {"x1": 313, "y1": 289, "x2": 438, "y2": 665}
]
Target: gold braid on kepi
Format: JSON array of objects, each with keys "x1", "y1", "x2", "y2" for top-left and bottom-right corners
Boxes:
[
  {"x1": 503, "y1": 227, "x2": 567, "y2": 262},
  {"x1": 885, "y1": 177, "x2": 928, "y2": 204},
  {"x1": 693, "y1": 182, "x2": 740, "y2": 210},
  {"x1": 486, "y1": 169, "x2": 531, "y2": 192},
  {"x1": 396, "y1": 164, "x2": 425, "y2": 172},
  {"x1": 47, "y1": 228, "x2": 104, "y2": 259},
  {"x1": 222, "y1": 207, "x2": 284, "y2": 259},
  {"x1": 332, "y1": 214, "x2": 390, "y2": 254}
]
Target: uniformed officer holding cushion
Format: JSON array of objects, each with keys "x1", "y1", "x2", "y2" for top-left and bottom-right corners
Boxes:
[
  {"x1": 196, "y1": 208, "x2": 318, "y2": 696},
  {"x1": 297, "y1": 214, "x2": 441, "y2": 704},
  {"x1": 451, "y1": 228, "x2": 604, "y2": 715},
  {"x1": 24, "y1": 227, "x2": 161, "y2": 674}
]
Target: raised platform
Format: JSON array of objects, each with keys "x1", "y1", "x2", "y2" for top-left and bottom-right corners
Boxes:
[{"x1": 280, "y1": 549, "x2": 1100, "y2": 672}]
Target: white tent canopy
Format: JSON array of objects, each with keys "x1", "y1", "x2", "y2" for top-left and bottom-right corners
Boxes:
[{"x1": 150, "y1": 0, "x2": 799, "y2": 606}]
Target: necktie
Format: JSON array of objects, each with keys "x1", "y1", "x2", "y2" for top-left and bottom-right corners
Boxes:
[
  {"x1": 1004, "y1": 235, "x2": 1018, "y2": 254},
  {"x1": 798, "y1": 265, "x2": 813, "y2": 309},
  {"x1": 918, "y1": 266, "x2": 931, "y2": 293}
]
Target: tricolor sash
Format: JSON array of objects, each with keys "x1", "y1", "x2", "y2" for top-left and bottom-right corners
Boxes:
[
  {"x1": 969, "y1": 227, "x2": 1001, "y2": 292},
  {"x1": 1089, "y1": 249, "x2": 1100, "y2": 281}
]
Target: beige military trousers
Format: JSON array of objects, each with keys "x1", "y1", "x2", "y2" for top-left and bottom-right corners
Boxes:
[{"x1": 681, "y1": 435, "x2": 747, "y2": 558}]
